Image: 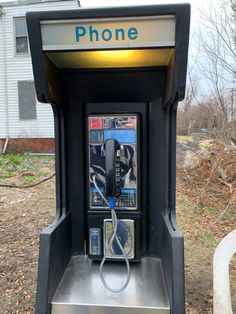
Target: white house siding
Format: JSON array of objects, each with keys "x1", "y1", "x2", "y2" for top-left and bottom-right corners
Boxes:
[
  {"x1": 0, "y1": 16, "x2": 6, "y2": 138},
  {"x1": 0, "y1": 0, "x2": 79, "y2": 139}
]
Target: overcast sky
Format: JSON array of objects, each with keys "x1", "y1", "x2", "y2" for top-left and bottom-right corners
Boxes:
[{"x1": 80, "y1": 0, "x2": 210, "y2": 27}]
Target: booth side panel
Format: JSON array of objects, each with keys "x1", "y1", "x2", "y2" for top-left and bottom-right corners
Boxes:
[
  {"x1": 36, "y1": 213, "x2": 72, "y2": 314},
  {"x1": 162, "y1": 215, "x2": 185, "y2": 314},
  {"x1": 162, "y1": 99, "x2": 185, "y2": 313},
  {"x1": 65, "y1": 99, "x2": 85, "y2": 255},
  {"x1": 148, "y1": 98, "x2": 167, "y2": 256}
]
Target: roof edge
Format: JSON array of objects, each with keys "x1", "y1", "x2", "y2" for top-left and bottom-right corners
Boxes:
[{"x1": 0, "y1": 0, "x2": 79, "y2": 8}]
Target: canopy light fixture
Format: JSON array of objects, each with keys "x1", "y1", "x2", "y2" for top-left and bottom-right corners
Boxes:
[{"x1": 45, "y1": 48, "x2": 174, "y2": 69}]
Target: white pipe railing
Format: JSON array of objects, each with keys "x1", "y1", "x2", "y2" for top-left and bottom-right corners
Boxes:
[
  {"x1": 213, "y1": 229, "x2": 236, "y2": 314},
  {"x1": 1, "y1": 7, "x2": 10, "y2": 153}
]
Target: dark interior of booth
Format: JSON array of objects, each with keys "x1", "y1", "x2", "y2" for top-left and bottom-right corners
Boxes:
[{"x1": 42, "y1": 48, "x2": 176, "y2": 253}]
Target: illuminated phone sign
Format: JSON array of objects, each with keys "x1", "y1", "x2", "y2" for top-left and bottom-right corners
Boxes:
[
  {"x1": 41, "y1": 16, "x2": 175, "y2": 51},
  {"x1": 75, "y1": 25, "x2": 138, "y2": 43}
]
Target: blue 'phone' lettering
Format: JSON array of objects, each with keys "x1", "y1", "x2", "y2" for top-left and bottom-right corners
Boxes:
[{"x1": 75, "y1": 25, "x2": 138, "y2": 43}]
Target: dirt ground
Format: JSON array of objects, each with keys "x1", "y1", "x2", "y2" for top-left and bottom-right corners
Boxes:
[
  {"x1": 0, "y1": 157, "x2": 55, "y2": 314},
  {"x1": 0, "y1": 153, "x2": 235, "y2": 313}
]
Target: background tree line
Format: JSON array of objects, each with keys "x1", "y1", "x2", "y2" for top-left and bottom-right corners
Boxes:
[{"x1": 177, "y1": 0, "x2": 236, "y2": 138}]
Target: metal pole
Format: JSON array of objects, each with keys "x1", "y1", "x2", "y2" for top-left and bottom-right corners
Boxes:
[{"x1": 1, "y1": 6, "x2": 10, "y2": 153}]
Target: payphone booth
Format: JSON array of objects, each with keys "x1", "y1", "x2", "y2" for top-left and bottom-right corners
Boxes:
[{"x1": 27, "y1": 4, "x2": 190, "y2": 314}]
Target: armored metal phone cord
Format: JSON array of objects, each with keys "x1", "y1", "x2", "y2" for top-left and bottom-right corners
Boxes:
[{"x1": 92, "y1": 175, "x2": 131, "y2": 293}]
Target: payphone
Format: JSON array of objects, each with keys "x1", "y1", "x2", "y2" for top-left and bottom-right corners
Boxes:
[
  {"x1": 88, "y1": 114, "x2": 139, "y2": 257},
  {"x1": 87, "y1": 113, "x2": 141, "y2": 291},
  {"x1": 27, "y1": 4, "x2": 190, "y2": 314}
]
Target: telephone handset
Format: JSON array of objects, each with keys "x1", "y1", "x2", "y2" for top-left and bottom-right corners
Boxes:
[{"x1": 104, "y1": 139, "x2": 121, "y2": 198}]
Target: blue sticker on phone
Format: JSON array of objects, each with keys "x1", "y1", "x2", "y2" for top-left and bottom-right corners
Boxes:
[{"x1": 104, "y1": 129, "x2": 135, "y2": 144}]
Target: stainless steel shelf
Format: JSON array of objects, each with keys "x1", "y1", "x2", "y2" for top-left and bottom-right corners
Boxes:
[{"x1": 52, "y1": 255, "x2": 170, "y2": 314}]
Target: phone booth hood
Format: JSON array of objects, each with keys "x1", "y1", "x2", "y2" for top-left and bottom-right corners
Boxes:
[{"x1": 26, "y1": 4, "x2": 190, "y2": 314}]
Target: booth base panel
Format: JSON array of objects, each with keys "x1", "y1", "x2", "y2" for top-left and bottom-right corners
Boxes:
[{"x1": 51, "y1": 255, "x2": 170, "y2": 314}]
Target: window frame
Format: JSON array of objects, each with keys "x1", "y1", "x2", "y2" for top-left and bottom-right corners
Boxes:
[{"x1": 14, "y1": 16, "x2": 29, "y2": 55}]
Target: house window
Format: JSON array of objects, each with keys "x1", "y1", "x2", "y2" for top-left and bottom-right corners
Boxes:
[
  {"x1": 18, "y1": 81, "x2": 37, "y2": 120},
  {"x1": 15, "y1": 17, "x2": 28, "y2": 53}
]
